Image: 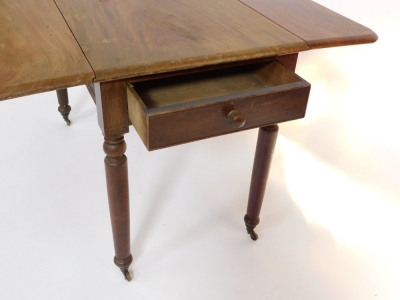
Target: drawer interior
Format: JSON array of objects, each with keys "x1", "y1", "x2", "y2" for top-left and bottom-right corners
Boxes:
[{"x1": 132, "y1": 61, "x2": 302, "y2": 109}]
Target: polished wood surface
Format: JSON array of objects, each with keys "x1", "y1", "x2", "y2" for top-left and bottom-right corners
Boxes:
[
  {"x1": 278, "y1": 53, "x2": 298, "y2": 72},
  {"x1": 127, "y1": 61, "x2": 310, "y2": 150},
  {"x1": 133, "y1": 62, "x2": 303, "y2": 108},
  {"x1": 240, "y1": 0, "x2": 378, "y2": 48},
  {"x1": 243, "y1": 54, "x2": 297, "y2": 241},
  {"x1": 103, "y1": 136, "x2": 132, "y2": 281},
  {"x1": 56, "y1": 89, "x2": 72, "y2": 125},
  {"x1": 0, "y1": 0, "x2": 94, "y2": 101},
  {"x1": 97, "y1": 81, "x2": 133, "y2": 280},
  {"x1": 0, "y1": 0, "x2": 378, "y2": 283},
  {"x1": 245, "y1": 124, "x2": 279, "y2": 240},
  {"x1": 0, "y1": 0, "x2": 378, "y2": 99},
  {"x1": 54, "y1": 0, "x2": 308, "y2": 82},
  {"x1": 95, "y1": 81, "x2": 130, "y2": 139}
]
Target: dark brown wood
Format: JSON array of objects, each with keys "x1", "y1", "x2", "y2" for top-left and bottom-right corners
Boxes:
[
  {"x1": 244, "y1": 124, "x2": 279, "y2": 240},
  {"x1": 56, "y1": 89, "x2": 69, "y2": 107},
  {"x1": 0, "y1": 0, "x2": 379, "y2": 284},
  {"x1": 56, "y1": 89, "x2": 72, "y2": 125},
  {"x1": 54, "y1": 0, "x2": 308, "y2": 82},
  {"x1": 96, "y1": 80, "x2": 132, "y2": 280},
  {"x1": 104, "y1": 135, "x2": 132, "y2": 281},
  {"x1": 95, "y1": 80, "x2": 130, "y2": 138},
  {"x1": 0, "y1": 0, "x2": 94, "y2": 101},
  {"x1": 123, "y1": 56, "x2": 279, "y2": 85},
  {"x1": 240, "y1": 0, "x2": 378, "y2": 48},
  {"x1": 147, "y1": 87, "x2": 308, "y2": 151},
  {"x1": 278, "y1": 53, "x2": 298, "y2": 72},
  {"x1": 127, "y1": 61, "x2": 310, "y2": 150}
]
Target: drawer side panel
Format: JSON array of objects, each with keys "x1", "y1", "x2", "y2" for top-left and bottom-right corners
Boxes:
[{"x1": 127, "y1": 87, "x2": 148, "y2": 148}]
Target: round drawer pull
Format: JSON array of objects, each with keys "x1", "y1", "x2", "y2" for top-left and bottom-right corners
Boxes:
[{"x1": 227, "y1": 109, "x2": 246, "y2": 128}]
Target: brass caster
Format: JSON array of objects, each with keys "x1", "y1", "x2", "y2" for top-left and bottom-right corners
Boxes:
[
  {"x1": 115, "y1": 255, "x2": 133, "y2": 282},
  {"x1": 63, "y1": 117, "x2": 71, "y2": 126},
  {"x1": 58, "y1": 104, "x2": 71, "y2": 126},
  {"x1": 249, "y1": 230, "x2": 258, "y2": 241},
  {"x1": 121, "y1": 268, "x2": 132, "y2": 282},
  {"x1": 246, "y1": 226, "x2": 258, "y2": 241}
]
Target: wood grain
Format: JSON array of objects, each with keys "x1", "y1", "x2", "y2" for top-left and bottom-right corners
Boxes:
[
  {"x1": 245, "y1": 124, "x2": 279, "y2": 238},
  {"x1": 240, "y1": 0, "x2": 378, "y2": 48},
  {"x1": 0, "y1": 0, "x2": 94, "y2": 100},
  {"x1": 136, "y1": 69, "x2": 270, "y2": 109},
  {"x1": 278, "y1": 53, "x2": 298, "y2": 72},
  {"x1": 127, "y1": 61, "x2": 310, "y2": 150},
  {"x1": 54, "y1": 0, "x2": 308, "y2": 82},
  {"x1": 134, "y1": 62, "x2": 301, "y2": 108},
  {"x1": 103, "y1": 135, "x2": 133, "y2": 281},
  {"x1": 127, "y1": 88, "x2": 148, "y2": 146},
  {"x1": 95, "y1": 80, "x2": 130, "y2": 138},
  {"x1": 147, "y1": 85, "x2": 309, "y2": 150}
]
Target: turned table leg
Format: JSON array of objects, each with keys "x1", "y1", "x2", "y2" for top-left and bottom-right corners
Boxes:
[
  {"x1": 104, "y1": 135, "x2": 132, "y2": 281},
  {"x1": 95, "y1": 80, "x2": 132, "y2": 281},
  {"x1": 56, "y1": 89, "x2": 71, "y2": 125},
  {"x1": 244, "y1": 124, "x2": 278, "y2": 240}
]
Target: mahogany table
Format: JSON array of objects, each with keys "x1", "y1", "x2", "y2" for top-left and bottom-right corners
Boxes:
[{"x1": 0, "y1": 0, "x2": 377, "y2": 281}]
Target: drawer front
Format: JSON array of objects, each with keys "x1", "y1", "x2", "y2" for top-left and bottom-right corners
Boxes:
[
  {"x1": 148, "y1": 85, "x2": 310, "y2": 150},
  {"x1": 127, "y1": 61, "x2": 311, "y2": 151}
]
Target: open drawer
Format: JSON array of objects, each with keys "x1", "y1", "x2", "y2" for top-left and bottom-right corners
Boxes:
[{"x1": 127, "y1": 61, "x2": 310, "y2": 151}]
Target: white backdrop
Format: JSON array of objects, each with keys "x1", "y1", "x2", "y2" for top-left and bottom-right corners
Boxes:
[{"x1": 0, "y1": 0, "x2": 399, "y2": 299}]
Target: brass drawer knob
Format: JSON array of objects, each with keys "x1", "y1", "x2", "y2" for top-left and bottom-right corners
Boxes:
[{"x1": 227, "y1": 109, "x2": 246, "y2": 128}]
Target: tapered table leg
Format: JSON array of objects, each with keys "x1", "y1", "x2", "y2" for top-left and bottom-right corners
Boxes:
[
  {"x1": 104, "y1": 135, "x2": 132, "y2": 281},
  {"x1": 56, "y1": 89, "x2": 71, "y2": 125},
  {"x1": 244, "y1": 124, "x2": 279, "y2": 240}
]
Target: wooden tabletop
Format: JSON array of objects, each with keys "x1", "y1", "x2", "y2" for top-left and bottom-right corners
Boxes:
[
  {"x1": 0, "y1": 0, "x2": 94, "y2": 100},
  {"x1": 240, "y1": 0, "x2": 378, "y2": 48},
  {"x1": 54, "y1": 0, "x2": 308, "y2": 82},
  {"x1": 0, "y1": 0, "x2": 377, "y2": 101}
]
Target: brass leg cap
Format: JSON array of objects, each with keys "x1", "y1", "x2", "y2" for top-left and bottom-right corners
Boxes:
[
  {"x1": 246, "y1": 226, "x2": 259, "y2": 241},
  {"x1": 249, "y1": 230, "x2": 258, "y2": 241},
  {"x1": 114, "y1": 255, "x2": 133, "y2": 282},
  {"x1": 122, "y1": 268, "x2": 132, "y2": 281},
  {"x1": 63, "y1": 117, "x2": 71, "y2": 126}
]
